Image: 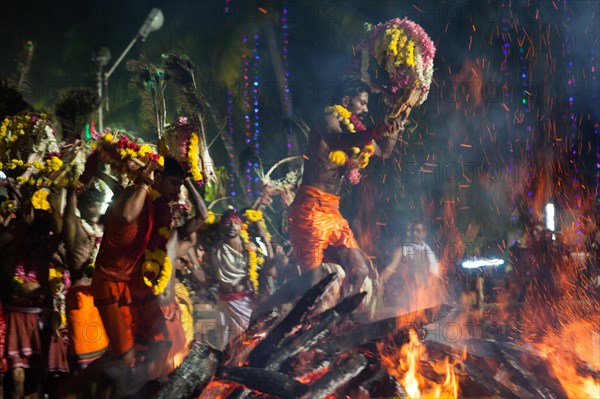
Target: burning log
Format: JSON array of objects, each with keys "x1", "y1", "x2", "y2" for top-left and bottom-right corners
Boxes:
[
  {"x1": 266, "y1": 292, "x2": 367, "y2": 371},
  {"x1": 319, "y1": 304, "x2": 452, "y2": 356},
  {"x1": 357, "y1": 367, "x2": 409, "y2": 398},
  {"x1": 459, "y1": 361, "x2": 521, "y2": 399},
  {"x1": 156, "y1": 342, "x2": 220, "y2": 399},
  {"x1": 302, "y1": 353, "x2": 369, "y2": 399},
  {"x1": 493, "y1": 343, "x2": 569, "y2": 399},
  {"x1": 247, "y1": 273, "x2": 337, "y2": 368},
  {"x1": 218, "y1": 366, "x2": 308, "y2": 399},
  {"x1": 266, "y1": 309, "x2": 339, "y2": 371}
]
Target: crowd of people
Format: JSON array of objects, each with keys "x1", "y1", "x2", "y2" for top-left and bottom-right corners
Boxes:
[{"x1": 1, "y1": 80, "x2": 599, "y2": 399}]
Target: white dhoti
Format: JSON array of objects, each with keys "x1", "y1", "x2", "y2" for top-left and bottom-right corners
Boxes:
[{"x1": 216, "y1": 295, "x2": 253, "y2": 350}]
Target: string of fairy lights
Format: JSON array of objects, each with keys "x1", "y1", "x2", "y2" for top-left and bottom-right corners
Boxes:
[
  {"x1": 281, "y1": 3, "x2": 293, "y2": 154},
  {"x1": 517, "y1": 21, "x2": 534, "y2": 216},
  {"x1": 226, "y1": 90, "x2": 237, "y2": 197},
  {"x1": 501, "y1": 3, "x2": 517, "y2": 225},
  {"x1": 564, "y1": 13, "x2": 583, "y2": 239},
  {"x1": 251, "y1": 29, "x2": 261, "y2": 196}
]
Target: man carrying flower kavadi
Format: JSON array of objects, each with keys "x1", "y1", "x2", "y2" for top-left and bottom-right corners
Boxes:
[
  {"x1": 253, "y1": 77, "x2": 420, "y2": 320},
  {"x1": 62, "y1": 156, "x2": 185, "y2": 396},
  {"x1": 203, "y1": 208, "x2": 273, "y2": 350}
]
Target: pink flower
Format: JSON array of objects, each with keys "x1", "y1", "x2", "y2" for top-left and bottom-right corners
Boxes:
[{"x1": 347, "y1": 167, "x2": 362, "y2": 185}]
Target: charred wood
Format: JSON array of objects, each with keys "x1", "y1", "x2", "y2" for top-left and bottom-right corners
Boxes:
[
  {"x1": 156, "y1": 342, "x2": 219, "y2": 399},
  {"x1": 218, "y1": 366, "x2": 308, "y2": 399},
  {"x1": 247, "y1": 273, "x2": 337, "y2": 368},
  {"x1": 302, "y1": 354, "x2": 369, "y2": 399}
]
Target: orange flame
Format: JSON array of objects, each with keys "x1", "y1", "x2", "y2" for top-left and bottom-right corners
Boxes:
[
  {"x1": 535, "y1": 317, "x2": 600, "y2": 398},
  {"x1": 380, "y1": 329, "x2": 461, "y2": 398}
]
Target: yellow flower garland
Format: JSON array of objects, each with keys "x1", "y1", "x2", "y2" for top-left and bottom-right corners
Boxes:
[
  {"x1": 240, "y1": 223, "x2": 260, "y2": 293},
  {"x1": 188, "y1": 133, "x2": 204, "y2": 183},
  {"x1": 324, "y1": 105, "x2": 374, "y2": 170},
  {"x1": 142, "y1": 249, "x2": 172, "y2": 295}
]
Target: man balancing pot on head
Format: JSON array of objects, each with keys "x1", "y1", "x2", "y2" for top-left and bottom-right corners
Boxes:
[{"x1": 253, "y1": 77, "x2": 421, "y2": 319}]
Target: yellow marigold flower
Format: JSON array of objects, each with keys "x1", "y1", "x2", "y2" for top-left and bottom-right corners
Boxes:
[
  {"x1": 138, "y1": 144, "x2": 152, "y2": 157},
  {"x1": 352, "y1": 147, "x2": 360, "y2": 154},
  {"x1": 157, "y1": 156, "x2": 165, "y2": 167},
  {"x1": 328, "y1": 151, "x2": 346, "y2": 166},
  {"x1": 205, "y1": 211, "x2": 216, "y2": 225},
  {"x1": 33, "y1": 161, "x2": 43, "y2": 170},
  {"x1": 331, "y1": 105, "x2": 351, "y2": 120},
  {"x1": 244, "y1": 209, "x2": 263, "y2": 223},
  {"x1": 158, "y1": 227, "x2": 172, "y2": 240},
  {"x1": 47, "y1": 156, "x2": 63, "y2": 172},
  {"x1": 103, "y1": 133, "x2": 114, "y2": 142},
  {"x1": 364, "y1": 144, "x2": 375, "y2": 154},
  {"x1": 31, "y1": 189, "x2": 51, "y2": 210},
  {"x1": 119, "y1": 150, "x2": 128, "y2": 159}
]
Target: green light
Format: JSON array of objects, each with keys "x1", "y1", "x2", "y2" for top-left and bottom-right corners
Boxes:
[
  {"x1": 85, "y1": 123, "x2": 91, "y2": 140},
  {"x1": 522, "y1": 99, "x2": 527, "y2": 104}
]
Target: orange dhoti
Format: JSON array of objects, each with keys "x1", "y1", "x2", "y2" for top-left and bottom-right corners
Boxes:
[
  {"x1": 288, "y1": 185, "x2": 359, "y2": 272},
  {"x1": 158, "y1": 302, "x2": 188, "y2": 377},
  {"x1": 66, "y1": 284, "x2": 109, "y2": 367}
]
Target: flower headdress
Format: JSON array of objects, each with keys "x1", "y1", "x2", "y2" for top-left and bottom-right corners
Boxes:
[
  {"x1": 359, "y1": 18, "x2": 436, "y2": 111},
  {"x1": 96, "y1": 130, "x2": 164, "y2": 183},
  {"x1": 160, "y1": 117, "x2": 206, "y2": 185}
]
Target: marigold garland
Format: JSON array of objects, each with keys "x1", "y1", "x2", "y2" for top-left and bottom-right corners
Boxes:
[
  {"x1": 240, "y1": 223, "x2": 260, "y2": 293},
  {"x1": 324, "y1": 104, "x2": 375, "y2": 184},
  {"x1": 188, "y1": 133, "x2": 204, "y2": 184},
  {"x1": 142, "y1": 249, "x2": 172, "y2": 295},
  {"x1": 98, "y1": 132, "x2": 165, "y2": 182}
]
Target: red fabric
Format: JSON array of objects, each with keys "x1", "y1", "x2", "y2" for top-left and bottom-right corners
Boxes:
[
  {"x1": 66, "y1": 285, "x2": 109, "y2": 365},
  {"x1": 94, "y1": 195, "x2": 154, "y2": 282},
  {"x1": 5, "y1": 308, "x2": 42, "y2": 369},
  {"x1": 47, "y1": 332, "x2": 70, "y2": 373},
  {"x1": 288, "y1": 185, "x2": 359, "y2": 272},
  {"x1": 0, "y1": 305, "x2": 7, "y2": 372},
  {"x1": 218, "y1": 291, "x2": 253, "y2": 301}
]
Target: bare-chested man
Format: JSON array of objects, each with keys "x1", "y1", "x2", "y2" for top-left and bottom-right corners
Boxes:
[{"x1": 253, "y1": 77, "x2": 420, "y2": 319}]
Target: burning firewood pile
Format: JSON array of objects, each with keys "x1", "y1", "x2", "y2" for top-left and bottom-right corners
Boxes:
[{"x1": 157, "y1": 273, "x2": 600, "y2": 399}]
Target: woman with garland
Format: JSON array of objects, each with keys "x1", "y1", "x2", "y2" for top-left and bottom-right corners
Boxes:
[
  {"x1": 203, "y1": 208, "x2": 273, "y2": 350},
  {"x1": 254, "y1": 77, "x2": 417, "y2": 320}
]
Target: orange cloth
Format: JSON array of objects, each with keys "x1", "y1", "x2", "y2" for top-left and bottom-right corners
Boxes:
[
  {"x1": 66, "y1": 285, "x2": 109, "y2": 366},
  {"x1": 91, "y1": 275, "x2": 134, "y2": 356},
  {"x1": 94, "y1": 196, "x2": 154, "y2": 282},
  {"x1": 91, "y1": 273, "x2": 168, "y2": 357},
  {"x1": 159, "y1": 302, "x2": 188, "y2": 377},
  {"x1": 288, "y1": 185, "x2": 359, "y2": 272}
]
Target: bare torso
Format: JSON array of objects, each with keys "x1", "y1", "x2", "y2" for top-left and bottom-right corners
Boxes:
[{"x1": 302, "y1": 118, "x2": 347, "y2": 195}]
